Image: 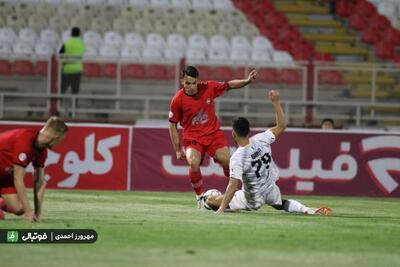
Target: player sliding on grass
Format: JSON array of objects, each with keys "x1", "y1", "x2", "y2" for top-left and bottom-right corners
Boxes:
[
  {"x1": 169, "y1": 66, "x2": 257, "y2": 208},
  {"x1": 206, "y1": 90, "x2": 332, "y2": 215},
  {"x1": 0, "y1": 117, "x2": 68, "y2": 222}
]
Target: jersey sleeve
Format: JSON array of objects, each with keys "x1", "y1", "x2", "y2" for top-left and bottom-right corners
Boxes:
[
  {"x1": 169, "y1": 94, "x2": 182, "y2": 124},
  {"x1": 12, "y1": 137, "x2": 33, "y2": 167},
  {"x1": 33, "y1": 149, "x2": 48, "y2": 168},
  {"x1": 229, "y1": 152, "x2": 244, "y2": 181},
  {"x1": 207, "y1": 81, "x2": 229, "y2": 98},
  {"x1": 252, "y1": 129, "x2": 276, "y2": 145}
]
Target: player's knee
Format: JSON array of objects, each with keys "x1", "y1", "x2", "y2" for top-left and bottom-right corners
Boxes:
[
  {"x1": 13, "y1": 207, "x2": 25, "y2": 216},
  {"x1": 188, "y1": 160, "x2": 201, "y2": 170}
]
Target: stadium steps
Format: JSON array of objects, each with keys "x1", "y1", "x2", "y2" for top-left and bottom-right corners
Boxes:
[
  {"x1": 275, "y1": 1, "x2": 329, "y2": 15},
  {"x1": 288, "y1": 16, "x2": 343, "y2": 28},
  {"x1": 274, "y1": 0, "x2": 377, "y2": 61},
  {"x1": 303, "y1": 33, "x2": 356, "y2": 45},
  {"x1": 316, "y1": 44, "x2": 369, "y2": 57}
]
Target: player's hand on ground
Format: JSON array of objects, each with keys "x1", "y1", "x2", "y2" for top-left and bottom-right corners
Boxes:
[
  {"x1": 214, "y1": 208, "x2": 224, "y2": 215},
  {"x1": 247, "y1": 69, "x2": 257, "y2": 83},
  {"x1": 23, "y1": 210, "x2": 37, "y2": 223},
  {"x1": 268, "y1": 90, "x2": 280, "y2": 103},
  {"x1": 176, "y1": 149, "x2": 186, "y2": 160}
]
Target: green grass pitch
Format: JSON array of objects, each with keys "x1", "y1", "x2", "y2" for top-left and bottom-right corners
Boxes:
[{"x1": 1, "y1": 190, "x2": 400, "y2": 267}]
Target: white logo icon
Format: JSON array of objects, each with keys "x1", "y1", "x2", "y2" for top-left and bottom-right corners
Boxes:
[{"x1": 18, "y1": 153, "x2": 27, "y2": 162}]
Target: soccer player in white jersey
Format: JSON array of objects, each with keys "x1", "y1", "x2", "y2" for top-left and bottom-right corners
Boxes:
[{"x1": 206, "y1": 90, "x2": 332, "y2": 215}]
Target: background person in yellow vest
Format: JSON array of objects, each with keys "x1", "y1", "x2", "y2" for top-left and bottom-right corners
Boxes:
[{"x1": 59, "y1": 27, "x2": 86, "y2": 97}]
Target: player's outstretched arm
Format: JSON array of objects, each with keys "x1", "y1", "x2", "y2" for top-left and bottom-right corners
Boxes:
[
  {"x1": 33, "y1": 167, "x2": 46, "y2": 220},
  {"x1": 13, "y1": 165, "x2": 36, "y2": 222},
  {"x1": 227, "y1": 69, "x2": 257, "y2": 89},
  {"x1": 268, "y1": 90, "x2": 286, "y2": 138},
  {"x1": 168, "y1": 122, "x2": 185, "y2": 160},
  {"x1": 215, "y1": 178, "x2": 240, "y2": 215}
]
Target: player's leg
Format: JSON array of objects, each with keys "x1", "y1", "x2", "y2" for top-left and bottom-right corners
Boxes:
[
  {"x1": 268, "y1": 184, "x2": 331, "y2": 215},
  {"x1": 185, "y1": 146, "x2": 205, "y2": 208},
  {"x1": 208, "y1": 131, "x2": 230, "y2": 178},
  {"x1": 0, "y1": 194, "x2": 24, "y2": 215},
  {"x1": 0, "y1": 179, "x2": 24, "y2": 218}
]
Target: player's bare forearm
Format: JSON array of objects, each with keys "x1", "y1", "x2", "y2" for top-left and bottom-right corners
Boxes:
[
  {"x1": 215, "y1": 178, "x2": 239, "y2": 215},
  {"x1": 227, "y1": 69, "x2": 257, "y2": 89},
  {"x1": 13, "y1": 165, "x2": 33, "y2": 216},
  {"x1": 269, "y1": 90, "x2": 286, "y2": 138},
  {"x1": 169, "y1": 123, "x2": 185, "y2": 160},
  {"x1": 227, "y1": 79, "x2": 251, "y2": 89},
  {"x1": 34, "y1": 168, "x2": 46, "y2": 218},
  {"x1": 169, "y1": 123, "x2": 181, "y2": 152}
]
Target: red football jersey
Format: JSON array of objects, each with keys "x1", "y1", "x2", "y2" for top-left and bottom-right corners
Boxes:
[
  {"x1": 0, "y1": 129, "x2": 47, "y2": 179},
  {"x1": 169, "y1": 81, "x2": 229, "y2": 139}
]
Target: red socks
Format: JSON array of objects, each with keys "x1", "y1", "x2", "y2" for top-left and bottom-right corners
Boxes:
[{"x1": 189, "y1": 169, "x2": 203, "y2": 196}]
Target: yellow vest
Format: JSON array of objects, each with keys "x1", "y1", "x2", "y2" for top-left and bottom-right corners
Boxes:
[{"x1": 63, "y1": 37, "x2": 85, "y2": 74}]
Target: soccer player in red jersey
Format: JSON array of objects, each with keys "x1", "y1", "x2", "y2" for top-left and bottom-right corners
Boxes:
[
  {"x1": 169, "y1": 66, "x2": 257, "y2": 208},
  {"x1": 0, "y1": 117, "x2": 68, "y2": 222}
]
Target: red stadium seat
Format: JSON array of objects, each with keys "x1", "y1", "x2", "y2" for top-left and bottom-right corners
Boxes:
[
  {"x1": 14, "y1": 60, "x2": 34, "y2": 76},
  {"x1": 313, "y1": 53, "x2": 334, "y2": 62},
  {"x1": 257, "y1": 68, "x2": 279, "y2": 84},
  {"x1": 355, "y1": 0, "x2": 376, "y2": 17},
  {"x1": 336, "y1": 0, "x2": 355, "y2": 18},
  {"x1": 0, "y1": 60, "x2": 12, "y2": 75},
  {"x1": 121, "y1": 64, "x2": 146, "y2": 79},
  {"x1": 233, "y1": 67, "x2": 247, "y2": 79},
  {"x1": 272, "y1": 40, "x2": 291, "y2": 52},
  {"x1": 102, "y1": 63, "x2": 117, "y2": 79},
  {"x1": 375, "y1": 42, "x2": 395, "y2": 60},
  {"x1": 349, "y1": 14, "x2": 368, "y2": 31},
  {"x1": 165, "y1": 65, "x2": 177, "y2": 80},
  {"x1": 195, "y1": 66, "x2": 212, "y2": 80},
  {"x1": 383, "y1": 28, "x2": 400, "y2": 46},
  {"x1": 212, "y1": 66, "x2": 234, "y2": 81},
  {"x1": 34, "y1": 61, "x2": 48, "y2": 76},
  {"x1": 370, "y1": 14, "x2": 390, "y2": 31},
  {"x1": 362, "y1": 27, "x2": 381, "y2": 45},
  {"x1": 146, "y1": 64, "x2": 167, "y2": 80},
  {"x1": 279, "y1": 69, "x2": 302, "y2": 84},
  {"x1": 318, "y1": 70, "x2": 345, "y2": 85},
  {"x1": 83, "y1": 63, "x2": 101, "y2": 78}
]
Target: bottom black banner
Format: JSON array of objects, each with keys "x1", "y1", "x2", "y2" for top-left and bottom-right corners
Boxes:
[{"x1": 0, "y1": 229, "x2": 97, "y2": 244}]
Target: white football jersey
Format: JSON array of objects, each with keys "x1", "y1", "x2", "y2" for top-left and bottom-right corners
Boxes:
[{"x1": 229, "y1": 130, "x2": 279, "y2": 209}]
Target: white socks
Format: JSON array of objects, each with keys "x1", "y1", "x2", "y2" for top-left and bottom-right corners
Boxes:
[{"x1": 286, "y1": 199, "x2": 308, "y2": 213}]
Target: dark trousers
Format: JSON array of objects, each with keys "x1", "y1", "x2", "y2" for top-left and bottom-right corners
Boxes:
[{"x1": 61, "y1": 73, "x2": 82, "y2": 94}]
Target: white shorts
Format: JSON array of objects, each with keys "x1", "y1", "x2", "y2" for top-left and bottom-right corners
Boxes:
[{"x1": 228, "y1": 184, "x2": 282, "y2": 211}]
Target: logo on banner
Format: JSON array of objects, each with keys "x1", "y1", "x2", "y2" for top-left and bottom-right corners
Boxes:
[{"x1": 362, "y1": 136, "x2": 400, "y2": 195}]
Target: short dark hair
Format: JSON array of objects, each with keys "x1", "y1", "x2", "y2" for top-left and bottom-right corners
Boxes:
[
  {"x1": 71, "y1": 27, "x2": 80, "y2": 37},
  {"x1": 232, "y1": 117, "x2": 250, "y2": 137},
  {"x1": 321, "y1": 118, "x2": 334, "y2": 126},
  {"x1": 182, "y1": 66, "x2": 199, "y2": 78}
]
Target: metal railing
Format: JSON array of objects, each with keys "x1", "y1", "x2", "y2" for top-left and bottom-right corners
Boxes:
[{"x1": 0, "y1": 55, "x2": 399, "y2": 126}]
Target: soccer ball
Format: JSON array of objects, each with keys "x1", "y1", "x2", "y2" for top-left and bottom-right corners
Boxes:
[
  {"x1": 203, "y1": 189, "x2": 222, "y2": 210},
  {"x1": 204, "y1": 189, "x2": 222, "y2": 199}
]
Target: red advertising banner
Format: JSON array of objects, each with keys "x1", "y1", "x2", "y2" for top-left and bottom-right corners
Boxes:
[
  {"x1": 131, "y1": 127, "x2": 400, "y2": 197},
  {"x1": 0, "y1": 122, "x2": 132, "y2": 190}
]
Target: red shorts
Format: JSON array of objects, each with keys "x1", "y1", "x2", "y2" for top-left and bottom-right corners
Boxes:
[
  {"x1": 0, "y1": 175, "x2": 17, "y2": 195},
  {"x1": 183, "y1": 130, "x2": 228, "y2": 158}
]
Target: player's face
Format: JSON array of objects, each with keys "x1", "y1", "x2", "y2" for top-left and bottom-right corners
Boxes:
[
  {"x1": 183, "y1": 75, "x2": 198, "y2": 96},
  {"x1": 36, "y1": 130, "x2": 65, "y2": 149}
]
